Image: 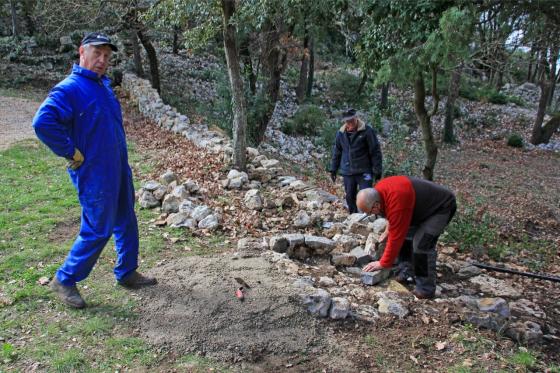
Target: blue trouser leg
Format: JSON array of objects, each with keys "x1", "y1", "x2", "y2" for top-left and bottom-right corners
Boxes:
[
  {"x1": 113, "y1": 170, "x2": 139, "y2": 281},
  {"x1": 56, "y1": 197, "x2": 116, "y2": 286},
  {"x1": 343, "y1": 173, "x2": 373, "y2": 213}
]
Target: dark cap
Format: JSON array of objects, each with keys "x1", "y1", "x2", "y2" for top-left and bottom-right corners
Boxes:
[
  {"x1": 342, "y1": 108, "x2": 357, "y2": 121},
  {"x1": 81, "y1": 32, "x2": 118, "y2": 52}
]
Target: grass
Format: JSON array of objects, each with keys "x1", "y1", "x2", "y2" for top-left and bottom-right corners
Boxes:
[{"x1": 0, "y1": 139, "x2": 226, "y2": 372}]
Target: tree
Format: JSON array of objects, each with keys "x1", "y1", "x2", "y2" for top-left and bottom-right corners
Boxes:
[
  {"x1": 221, "y1": 0, "x2": 247, "y2": 169},
  {"x1": 9, "y1": 0, "x2": 18, "y2": 37}
]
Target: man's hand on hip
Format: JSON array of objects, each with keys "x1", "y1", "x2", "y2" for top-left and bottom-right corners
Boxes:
[{"x1": 67, "y1": 148, "x2": 84, "y2": 170}]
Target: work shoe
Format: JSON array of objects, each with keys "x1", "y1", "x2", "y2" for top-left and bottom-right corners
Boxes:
[
  {"x1": 411, "y1": 289, "x2": 435, "y2": 300},
  {"x1": 50, "y1": 277, "x2": 86, "y2": 309},
  {"x1": 395, "y1": 272, "x2": 415, "y2": 286},
  {"x1": 117, "y1": 271, "x2": 157, "y2": 289}
]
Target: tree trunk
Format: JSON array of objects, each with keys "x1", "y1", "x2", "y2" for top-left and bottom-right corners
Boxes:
[
  {"x1": 296, "y1": 32, "x2": 310, "y2": 103},
  {"x1": 443, "y1": 67, "x2": 461, "y2": 144},
  {"x1": 221, "y1": 0, "x2": 247, "y2": 170},
  {"x1": 130, "y1": 32, "x2": 144, "y2": 78},
  {"x1": 531, "y1": 46, "x2": 558, "y2": 145},
  {"x1": 239, "y1": 38, "x2": 256, "y2": 95},
  {"x1": 172, "y1": 26, "x2": 179, "y2": 55},
  {"x1": 527, "y1": 45, "x2": 535, "y2": 82},
  {"x1": 379, "y1": 82, "x2": 389, "y2": 110},
  {"x1": 10, "y1": 0, "x2": 18, "y2": 37},
  {"x1": 306, "y1": 37, "x2": 314, "y2": 98},
  {"x1": 137, "y1": 30, "x2": 161, "y2": 94},
  {"x1": 357, "y1": 70, "x2": 368, "y2": 96},
  {"x1": 414, "y1": 73, "x2": 438, "y2": 181}
]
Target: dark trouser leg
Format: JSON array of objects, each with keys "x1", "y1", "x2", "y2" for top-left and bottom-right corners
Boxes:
[
  {"x1": 343, "y1": 175, "x2": 359, "y2": 213},
  {"x1": 396, "y1": 227, "x2": 416, "y2": 283},
  {"x1": 412, "y1": 213, "x2": 452, "y2": 295}
]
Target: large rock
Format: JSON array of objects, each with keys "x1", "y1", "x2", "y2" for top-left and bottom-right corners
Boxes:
[
  {"x1": 283, "y1": 233, "x2": 305, "y2": 248},
  {"x1": 160, "y1": 170, "x2": 178, "y2": 185},
  {"x1": 138, "y1": 190, "x2": 160, "y2": 209},
  {"x1": 237, "y1": 237, "x2": 268, "y2": 251},
  {"x1": 192, "y1": 205, "x2": 212, "y2": 222},
  {"x1": 510, "y1": 299, "x2": 546, "y2": 319},
  {"x1": 244, "y1": 189, "x2": 263, "y2": 211},
  {"x1": 344, "y1": 213, "x2": 368, "y2": 226},
  {"x1": 457, "y1": 265, "x2": 482, "y2": 279},
  {"x1": 301, "y1": 289, "x2": 332, "y2": 317},
  {"x1": 477, "y1": 297, "x2": 510, "y2": 317},
  {"x1": 170, "y1": 185, "x2": 190, "y2": 200},
  {"x1": 331, "y1": 254, "x2": 357, "y2": 267},
  {"x1": 143, "y1": 180, "x2": 162, "y2": 191},
  {"x1": 469, "y1": 275, "x2": 521, "y2": 298},
  {"x1": 161, "y1": 194, "x2": 182, "y2": 213},
  {"x1": 361, "y1": 269, "x2": 391, "y2": 286},
  {"x1": 505, "y1": 321, "x2": 543, "y2": 344},
  {"x1": 269, "y1": 236, "x2": 290, "y2": 253},
  {"x1": 293, "y1": 210, "x2": 311, "y2": 228},
  {"x1": 333, "y1": 234, "x2": 360, "y2": 253},
  {"x1": 377, "y1": 294, "x2": 409, "y2": 318},
  {"x1": 261, "y1": 159, "x2": 280, "y2": 168},
  {"x1": 305, "y1": 235, "x2": 336, "y2": 255},
  {"x1": 305, "y1": 189, "x2": 337, "y2": 204},
  {"x1": 372, "y1": 218, "x2": 388, "y2": 234},
  {"x1": 349, "y1": 221, "x2": 370, "y2": 236},
  {"x1": 166, "y1": 213, "x2": 195, "y2": 228},
  {"x1": 464, "y1": 311, "x2": 509, "y2": 332},
  {"x1": 329, "y1": 297, "x2": 350, "y2": 320},
  {"x1": 178, "y1": 200, "x2": 195, "y2": 215},
  {"x1": 198, "y1": 214, "x2": 219, "y2": 230}
]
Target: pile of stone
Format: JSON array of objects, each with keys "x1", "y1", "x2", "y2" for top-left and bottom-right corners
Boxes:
[
  {"x1": 122, "y1": 73, "x2": 228, "y2": 154},
  {"x1": 137, "y1": 170, "x2": 220, "y2": 231}
]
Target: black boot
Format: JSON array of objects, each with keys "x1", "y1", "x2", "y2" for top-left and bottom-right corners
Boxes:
[{"x1": 50, "y1": 277, "x2": 86, "y2": 309}]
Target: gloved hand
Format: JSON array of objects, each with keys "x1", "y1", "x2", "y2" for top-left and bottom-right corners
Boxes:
[
  {"x1": 67, "y1": 148, "x2": 84, "y2": 170},
  {"x1": 330, "y1": 172, "x2": 337, "y2": 183}
]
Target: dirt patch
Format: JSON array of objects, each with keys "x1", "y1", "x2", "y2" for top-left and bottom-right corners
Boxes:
[
  {"x1": 0, "y1": 96, "x2": 41, "y2": 150},
  {"x1": 48, "y1": 217, "x2": 80, "y2": 242},
  {"x1": 136, "y1": 255, "x2": 328, "y2": 367}
]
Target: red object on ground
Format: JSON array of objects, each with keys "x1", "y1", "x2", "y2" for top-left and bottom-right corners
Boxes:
[{"x1": 235, "y1": 287, "x2": 245, "y2": 301}]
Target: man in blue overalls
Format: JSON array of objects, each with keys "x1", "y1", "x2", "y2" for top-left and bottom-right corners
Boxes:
[
  {"x1": 330, "y1": 108, "x2": 383, "y2": 213},
  {"x1": 33, "y1": 32, "x2": 156, "y2": 309}
]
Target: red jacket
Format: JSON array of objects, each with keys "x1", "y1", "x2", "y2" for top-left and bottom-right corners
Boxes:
[{"x1": 376, "y1": 176, "x2": 415, "y2": 268}]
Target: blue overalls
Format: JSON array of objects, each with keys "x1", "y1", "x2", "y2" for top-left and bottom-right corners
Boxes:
[{"x1": 33, "y1": 64, "x2": 138, "y2": 286}]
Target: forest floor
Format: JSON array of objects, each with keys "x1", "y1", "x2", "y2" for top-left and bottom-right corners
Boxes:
[{"x1": 0, "y1": 87, "x2": 558, "y2": 373}]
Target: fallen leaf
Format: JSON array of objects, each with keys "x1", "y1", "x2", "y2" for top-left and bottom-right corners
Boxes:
[
  {"x1": 421, "y1": 315, "x2": 430, "y2": 324},
  {"x1": 435, "y1": 341, "x2": 447, "y2": 351},
  {"x1": 37, "y1": 277, "x2": 50, "y2": 286},
  {"x1": 410, "y1": 355, "x2": 419, "y2": 364}
]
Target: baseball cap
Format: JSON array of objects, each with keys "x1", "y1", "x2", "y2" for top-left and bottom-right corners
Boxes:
[
  {"x1": 342, "y1": 108, "x2": 357, "y2": 121},
  {"x1": 81, "y1": 32, "x2": 118, "y2": 52}
]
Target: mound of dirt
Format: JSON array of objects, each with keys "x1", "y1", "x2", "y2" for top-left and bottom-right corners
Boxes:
[{"x1": 137, "y1": 255, "x2": 324, "y2": 364}]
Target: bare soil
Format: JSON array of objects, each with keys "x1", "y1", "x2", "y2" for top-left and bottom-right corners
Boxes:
[{"x1": 0, "y1": 96, "x2": 41, "y2": 150}]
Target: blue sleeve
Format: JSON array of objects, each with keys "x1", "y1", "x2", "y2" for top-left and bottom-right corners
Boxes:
[
  {"x1": 330, "y1": 132, "x2": 342, "y2": 173},
  {"x1": 32, "y1": 86, "x2": 76, "y2": 159}
]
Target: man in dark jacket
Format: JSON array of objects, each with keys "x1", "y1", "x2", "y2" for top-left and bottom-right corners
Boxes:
[
  {"x1": 357, "y1": 176, "x2": 456, "y2": 299},
  {"x1": 330, "y1": 108, "x2": 383, "y2": 213},
  {"x1": 32, "y1": 32, "x2": 156, "y2": 309}
]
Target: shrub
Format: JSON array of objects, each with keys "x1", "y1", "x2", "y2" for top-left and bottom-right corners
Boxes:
[
  {"x1": 281, "y1": 105, "x2": 327, "y2": 136},
  {"x1": 507, "y1": 133, "x2": 523, "y2": 147},
  {"x1": 382, "y1": 126, "x2": 423, "y2": 177},
  {"x1": 326, "y1": 70, "x2": 363, "y2": 105},
  {"x1": 315, "y1": 119, "x2": 341, "y2": 170},
  {"x1": 477, "y1": 86, "x2": 508, "y2": 104}
]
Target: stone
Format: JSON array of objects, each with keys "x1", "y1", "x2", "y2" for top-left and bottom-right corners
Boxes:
[
  {"x1": 283, "y1": 233, "x2": 305, "y2": 248},
  {"x1": 237, "y1": 237, "x2": 268, "y2": 251},
  {"x1": 343, "y1": 267, "x2": 363, "y2": 277},
  {"x1": 457, "y1": 265, "x2": 482, "y2": 279},
  {"x1": 143, "y1": 180, "x2": 162, "y2": 191},
  {"x1": 166, "y1": 212, "x2": 195, "y2": 228},
  {"x1": 349, "y1": 221, "x2": 370, "y2": 236},
  {"x1": 304, "y1": 235, "x2": 336, "y2": 255},
  {"x1": 246, "y1": 147, "x2": 260, "y2": 160},
  {"x1": 261, "y1": 159, "x2": 280, "y2": 168},
  {"x1": 183, "y1": 179, "x2": 200, "y2": 193},
  {"x1": 228, "y1": 177, "x2": 243, "y2": 189},
  {"x1": 505, "y1": 321, "x2": 543, "y2": 344},
  {"x1": 290, "y1": 245, "x2": 311, "y2": 260},
  {"x1": 333, "y1": 234, "x2": 360, "y2": 253},
  {"x1": 318, "y1": 276, "x2": 336, "y2": 287},
  {"x1": 301, "y1": 289, "x2": 332, "y2": 317},
  {"x1": 227, "y1": 169, "x2": 247, "y2": 181},
  {"x1": 153, "y1": 185, "x2": 168, "y2": 201},
  {"x1": 364, "y1": 233, "x2": 378, "y2": 255},
  {"x1": 510, "y1": 299, "x2": 546, "y2": 319},
  {"x1": 331, "y1": 254, "x2": 357, "y2": 267},
  {"x1": 344, "y1": 213, "x2": 368, "y2": 226},
  {"x1": 269, "y1": 236, "x2": 290, "y2": 253},
  {"x1": 160, "y1": 170, "x2": 178, "y2": 185},
  {"x1": 372, "y1": 218, "x2": 388, "y2": 234},
  {"x1": 289, "y1": 180, "x2": 307, "y2": 191},
  {"x1": 292, "y1": 277, "x2": 314, "y2": 289},
  {"x1": 171, "y1": 185, "x2": 190, "y2": 200},
  {"x1": 161, "y1": 194, "x2": 181, "y2": 213},
  {"x1": 353, "y1": 305, "x2": 380, "y2": 322},
  {"x1": 277, "y1": 176, "x2": 297, "y2": 187},
  {"x1": 386, "y1": 280, "x2": 410, "y2": 294},
  {"x1": 293, "y1": 210, "x2": 311, "y2": 228},
  {"x1": 477, "y1": 297, "x2": 510, "y2": 317},
  {"x1": 329, "y1": 297, "x2": 350, "y2": 320},
  {"x1": 198, "y1": 214, "x2": 219, "y2": 230},
  {"x1": 244, "y1": 189, "x2": 263, "y2": 211},
  {"x1": 464, "y1": 311, "x2": 508, "y2": 332},
  {"x1": 138, "y1": 190, "x2": 160, "y2": 209},
  {"x1": 469, "y1": 275, "x2": 521, "y2": 298},
  {"x1": 178, "y1": 200, "x2": 195, "y2": 215},
  {"x1": 377, "y1": 296, "x2": 409, "y2": 318},
  {"x1": 192, "y1": 205, "x2": 212, "y2": 222},
  {"x1": 361, "y1": 269, "x2": 391, "y2": 286},
  {"x1": 305, "y1": 189, "x2": 338, "y2": 204}
]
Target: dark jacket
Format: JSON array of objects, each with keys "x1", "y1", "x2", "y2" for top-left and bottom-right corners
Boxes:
[{"x1": 330, "y1": 119, "x2": 383, "y2": 177}]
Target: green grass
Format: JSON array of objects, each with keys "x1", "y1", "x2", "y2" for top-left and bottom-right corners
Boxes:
[{"x1": 0, "y1": 139, "x2": 229, "y2": 372}]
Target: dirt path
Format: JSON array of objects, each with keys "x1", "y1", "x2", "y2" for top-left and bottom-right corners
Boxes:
[{"x1": 0, "y1": 96, "x2": 41, "y2": 150}]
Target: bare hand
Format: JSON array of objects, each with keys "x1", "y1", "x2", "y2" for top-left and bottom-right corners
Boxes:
[{"x1": 362, "y1": 261, "x2": 383, "y2": 272}]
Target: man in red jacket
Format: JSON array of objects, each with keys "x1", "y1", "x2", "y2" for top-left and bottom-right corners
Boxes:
[{"x1": 357, "y1": 176, "x2": 456, "y2": 299}]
